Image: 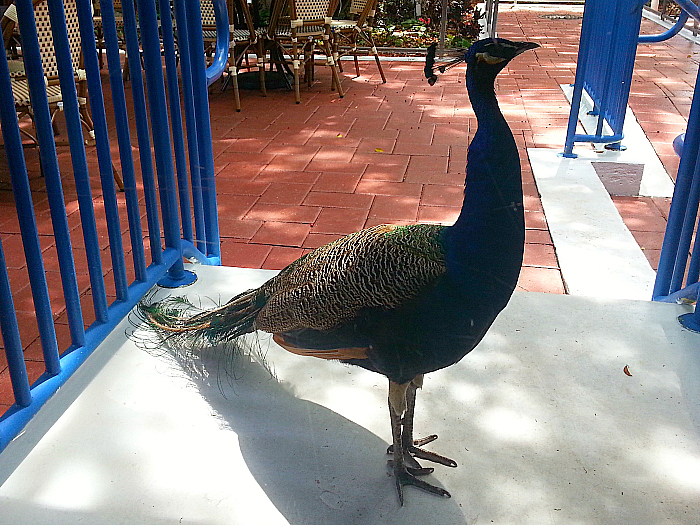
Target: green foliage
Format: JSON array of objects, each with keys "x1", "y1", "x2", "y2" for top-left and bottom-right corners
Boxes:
[{"x1": 373, "y1": 0, "x2": 481, "y2": 49}]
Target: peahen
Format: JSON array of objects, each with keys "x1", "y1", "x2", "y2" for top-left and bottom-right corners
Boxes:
[{"x1": 137, "y1": 38, "x2": 538, "y2": 504}]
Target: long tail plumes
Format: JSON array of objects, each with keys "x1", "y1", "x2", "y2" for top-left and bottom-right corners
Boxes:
[
  {"x1": 424, "y1": 42, "x2": 467, "y2": 85},
  {"x1": 133, "y1": 288, "x2": 264, "y2": 351}
]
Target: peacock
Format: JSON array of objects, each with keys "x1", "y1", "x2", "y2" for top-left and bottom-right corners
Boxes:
[{"x1": 137, "y1": 38, "x2": 538, "y2": 504}]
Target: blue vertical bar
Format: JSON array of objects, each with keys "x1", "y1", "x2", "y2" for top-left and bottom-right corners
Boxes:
[
  {"x1": 98, "y1": 0, "x2": 147, "y2": 283},
  {"x1": 158, "y1": 0, "x2": 194, "y2": 243},
  {"x1": 0, "y1": 234, "x2": 31, "y2": 407},
  {"x1": 654, "y1": 64, "x2": 700, "y2": 298},
  {"x1": 186, "y1": 0, "x2": 221, "y2": 260},
  {"x1": 44, "y1": 0, "x2": 109, "y2": 327},
  {"x1": 74, "y1": 0, "x2": 130, "y2": 302},
  {"x1": 122, "y1": 0, "x2": 163, "y2": 265},
  {"x1": 14, "y1": 0, "x2": 68, "y2": 374},
  {"x1": 173, "y1": 0, "x2": 207, "y2": 253},
  {"x1": 563, "y1": 0, "x2": 594, "y2": 157},
  {"x1": 134, "y1": 0, "x2": 193, "y2": 284},
  {"x1": 687, "y1": 214, "x2": 700, "y2": 285},
  {"x1": 671, "y1": 158, "x2": 700, "y2": 291},
  {"x1": 0, "y1": 50, "x2": 32, "y2": 407}
]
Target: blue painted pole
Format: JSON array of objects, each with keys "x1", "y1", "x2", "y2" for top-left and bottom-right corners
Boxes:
[
  {"x1": 0, "y1": 249, "x2": 183, "y2": 453},
  {"x1": 98, "y1": 0, "x2": 148, "y2": 283},
  {"x1": 74, "y1": 0, "x2": 130, "y2": 303},
  {"x1": 134, "y1": 0, "x2": 195, "y2": 286},
  {"x1": 158, "y1": 0, "x2": 194, "y2": 244},
  {"x1": 0, "y1": 50, "x2": 32, "y2": 407},
  {"x1": 45, "y1": 0, "x2": 110, "y2": 327},
  {"x1": 14, "y1": 0, "x2": 70, "y2": 374},
  {"x1": 654, "y1": 63, "x2": 700, "y2": 299},
  {"x1": 0, "y1": 234, "x2": 31, "y2": 407},
  {"x1": 122, "y1": 0, "x2": 163, "y2": 265},
  {"x1": 186, "y1": 0, "x2": 221, "y2": 260},
  {"x1": 172, "y1": 0, "x2": 207, "y2": 254},
  {"x1": 206, "y1": 0, "x2": 230, "y2": 86}
]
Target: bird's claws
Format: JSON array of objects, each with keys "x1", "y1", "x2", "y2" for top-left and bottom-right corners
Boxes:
[
  {"x1": 394, "y1": 466, "x2": 451, "y2": 505},
  {"x1": 387, "y1": 459, "x2": 434, "y2": 476},
  {"x1": 387, "y1": 434, "x2": 457, "y2": 468}
]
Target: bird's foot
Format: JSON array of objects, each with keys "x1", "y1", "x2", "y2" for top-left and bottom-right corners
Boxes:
[
  {"x1": 387, "y1": 434, "x2": 458, "y2": 468},
  {"x1": 392, "y1": 462, "x2": 451, "y2": 505}
]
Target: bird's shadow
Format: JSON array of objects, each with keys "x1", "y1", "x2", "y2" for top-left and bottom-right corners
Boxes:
[{"x1": 174, "y1": 345, "x2": 468, "y2": 525}]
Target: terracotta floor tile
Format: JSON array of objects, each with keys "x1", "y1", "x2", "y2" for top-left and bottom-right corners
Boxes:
[
  {"x1": 311, "y1": 172, "x2": 362, "y2": 193},
  {"x1": 258, "y1": 184, "x2": 313, "y2": 206},
  {"x1": 304, "y1": 191, "x2": 373, "y2": 209},
  {"x1": 369, "y1": 195, "x2": 420, "y2": 221},
  {"x1": 356, "y1": 180, "x2": 423, "y2": 197},
  {"x1": 517, "y1": 266, "x2": 566, "y2": 294},
  {"x1": 245, "y1": 203, "x2": 321, "y2": 224},
  {"x1": 254, "y1": 169, "x2": 321, "y2": 184},
  {"x1": 252, "y1": 221, "x2": 311, "y2": 247},
  {"x1": 220, "y1": 240, "x2": 272, "y2": 269},
  {"x1": 312, "y1": 207, "x2": 370, "y2": 235},
  {"x1": 218, "y1": 218, "x2": 263, "y2": 240},
  {"x1": 417, "y1": 206, "x2": 461, "y2": 224},
  {"x1": 421, "y1": 185, "x2": 464, "y2": 207},
  {"x1": 262, "y1": 246, "x2": 306, "y2": 270},
  {"x1": 303, "y1": 232, "x2": 344, "y2": 249},
  {"x1": 523, "y1": 243, "x2": 559, "y2": 269}
]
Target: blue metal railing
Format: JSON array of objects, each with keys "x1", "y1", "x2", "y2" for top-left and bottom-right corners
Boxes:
[
  {"x1": 563, "y1": 0, "x2": 646, "y2": 156},
  {"x1": 653, "y1": 67, "x2": 700, "y2": 332},
  {"x1": 0, "y1": 0, "x2": 228, "y2": 451},
  {"x1": 564, "y1": 0, "x2": 700, "y2": 157}
]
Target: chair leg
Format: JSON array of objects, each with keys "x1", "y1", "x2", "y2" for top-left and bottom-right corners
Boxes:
[
  {"x1": 292, "y1": 39, "x2": 302, "y2": 104},
  {"x1": 332, "y1": 33, "x2": 344, "y2": 73},
  {"x1": 323, "y1": 37, "x2": 344, "y2": 98},
  {"x1": 112, "y1": 162, "x2": 124, "y2": 191},
  {"x1": 257, "y1": 41, "x2": 267, "y2": 97},
  {"x1": 230, "y1": 66, "x2": 241, "y2": 112},
  {"x1": 365, "y1": 32, "x2": 386, "y2": 83}
]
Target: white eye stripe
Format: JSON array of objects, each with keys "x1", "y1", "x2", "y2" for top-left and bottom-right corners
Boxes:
[{"x1": 476, "y1": 52, "x2": 506, "y2": 65}]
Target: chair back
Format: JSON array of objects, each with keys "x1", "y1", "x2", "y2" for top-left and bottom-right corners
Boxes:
[
  {"x1": 351, "y1": 0, "x2": 377, "y2": 25},
  {"x1": 33, "y1": 0, "x2": 82, "y2": 79},
  {"x1": 348, "y1": 0, "x2": 367, "y2": 16},
  {"x1": 200, "y1": 0, "x2": 217, "y2": 29},
  {"x1": 292, "y1": 0, "x2": 332, "y2": 23}
]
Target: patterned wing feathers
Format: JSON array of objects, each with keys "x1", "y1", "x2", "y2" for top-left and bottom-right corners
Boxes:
[{"x1": 255, "y1": 224, "x2": 446, "y2": 333}]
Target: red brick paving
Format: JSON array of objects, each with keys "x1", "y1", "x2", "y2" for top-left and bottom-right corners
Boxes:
[{"x1": 1, "y1": 4, "x2": 697, "y2": 407}]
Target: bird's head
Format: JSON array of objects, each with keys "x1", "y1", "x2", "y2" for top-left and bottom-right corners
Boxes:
[{"x1": 425, "y1": 38, "x2": 539, "y2": 85}]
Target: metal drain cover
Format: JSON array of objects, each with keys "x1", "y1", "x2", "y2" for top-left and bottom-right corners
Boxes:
[{"x1": 540, "y1": 13, "x2": 583, "y2": 20}]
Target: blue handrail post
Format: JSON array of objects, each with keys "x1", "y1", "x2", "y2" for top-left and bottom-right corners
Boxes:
[
  {"x1": 563, "y1": 0, "x2": 645, "y2": 156},
  {"x1": 134, "y1": 0, "x2": 196, "y2": 288},
  {"x1": 0, "y1": 50, "x2": 32, "y2": 408},
  {"x1": 186, "y1": 0, "x2": 222, "y2": 264}
]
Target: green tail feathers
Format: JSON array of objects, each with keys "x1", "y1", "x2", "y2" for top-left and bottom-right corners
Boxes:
[{"x1": 134, "y1": 288, "x2": 265, "y2": 348}]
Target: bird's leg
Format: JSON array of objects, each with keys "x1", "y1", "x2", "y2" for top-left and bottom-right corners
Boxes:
[
  {"x1": 388, "y1": 380, "x2": 451, "y2": 505},
  {"x1": 387, "y1": 376, "x2": 458, "y2": 469},
  {"x1": 401, "y1": 376, "x2": 458, "y2": 468}
]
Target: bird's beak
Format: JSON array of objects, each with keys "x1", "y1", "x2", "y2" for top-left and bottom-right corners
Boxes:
[{"x1": 513, "y1": 41, "x2": 540, "y2": 56}]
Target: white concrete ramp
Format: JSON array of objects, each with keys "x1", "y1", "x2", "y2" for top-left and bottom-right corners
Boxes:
[
  {"x1": 0, "y1": 265, "x2": 699, "y2": 524},
  {"x1": 529, "y1": 148, "x2": 659, "y2": 300}
]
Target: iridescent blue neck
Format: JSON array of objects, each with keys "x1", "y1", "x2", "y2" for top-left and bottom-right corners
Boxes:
[{"x1": 444, "y1": 65, "x2": 525, "y2": 290}]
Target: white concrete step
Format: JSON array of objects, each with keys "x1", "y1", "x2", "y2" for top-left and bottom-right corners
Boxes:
[{"x1": 0, "y1": 265, "x2": 698, "y2": 524}]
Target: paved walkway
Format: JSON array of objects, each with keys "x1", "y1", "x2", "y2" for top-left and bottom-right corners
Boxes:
[{"x1": 0, "y1": 4, "x2": 698, "y2": 409}]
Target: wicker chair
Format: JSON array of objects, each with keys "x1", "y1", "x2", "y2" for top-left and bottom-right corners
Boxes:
[
  {"x1": 7, "y1": 0, "x2": 124, "y2": 190},
  {"x1": 329, "y1": 0, "x2": 385, "y2": 82},
  {"x1": 213, "y1": 0, "x2": 268, "y2": 111},
  {"x1": 267, "y1": 0, "x2": 344, "y2": 103}
]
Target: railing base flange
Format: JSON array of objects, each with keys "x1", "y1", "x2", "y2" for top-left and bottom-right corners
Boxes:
[
  {"x1": 678, "y1": 311, "x2": 700, "y2": 333},
  {"x1": 157, "y1": 270, "x2": 198, "y2": 288}
]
